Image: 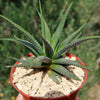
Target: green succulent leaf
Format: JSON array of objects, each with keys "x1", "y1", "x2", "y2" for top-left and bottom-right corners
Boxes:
[
  {"x1": 33, "y1": 56, "x2": 52, "y2": 64},
  {"x1": 50, "y1": 64, "x2": 79, "y2": 80},
  {"x1": 0, "y1": 15, "x2": 43, "y2": 55},
  {"x1": 47, "y1": 70, "x2": 61, "y2": 84},
  {"x1": 51, "y1": 2, "x2": 73, "y2": 50},
  {"x1": 58, "y1": 22, "x2": 86, "y2": 50},
  {"x1": 9, "y1": 57, "x2": 33, "y2": 65},
  {"x1": 7, "y1": 57, "x2": 36, "y2": 68},
  {"x1": 6, "y1": 64, "x2": 31, "y2": 68},
  {"x1": 54, "y1": 36, "x2": 100, "y2": 59},
  {"x1": 7, "y1": 56, "x2": 51, "y2": 68},
  {"x1": 38, "y1": 11, "x2": 51, "y2": 55},
  {"x1": 6, "y1": 63, "x2": 44, "y2": 68},
  {"x1": 52, "y1": 58, "x2": 90, "y2": 70},
  {"x1": 39, "y1": 34, "x2": 54, "y2": 58},
  {"x1": 38, "y1": 2, "x2": 51, "y2": 43},
  {"x1": 0, "y1": 38, "x2": 39, "y2": 56},
  {"x1": 13, "y1": 55, "x2": 52, "y2": 65}
]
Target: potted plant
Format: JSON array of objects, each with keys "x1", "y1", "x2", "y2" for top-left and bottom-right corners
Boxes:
[{"x1": 0, "y1": 2, "x2": 100, "y2": 100}]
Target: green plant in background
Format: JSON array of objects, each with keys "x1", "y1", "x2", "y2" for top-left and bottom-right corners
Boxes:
[
  {"x1": 0, "y1": 2, "x2": 100, "y2": 84},
  {"x1": 0, "y1": 0, "x2": 100, "y2": 100}
]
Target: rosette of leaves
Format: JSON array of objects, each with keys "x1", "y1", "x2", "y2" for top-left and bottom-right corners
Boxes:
[{"x1": 0, "y1": 2, "x2": 100, "y2": 83}]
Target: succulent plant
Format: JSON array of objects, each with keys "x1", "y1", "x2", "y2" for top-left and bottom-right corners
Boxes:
[{"x1": 0, "y1": 2, "x2": 100, "y2": 84}]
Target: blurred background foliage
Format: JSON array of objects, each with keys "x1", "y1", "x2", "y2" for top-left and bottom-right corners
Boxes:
[{"x1": 0, "y1": 0, "x2": 100, "y2": 100}]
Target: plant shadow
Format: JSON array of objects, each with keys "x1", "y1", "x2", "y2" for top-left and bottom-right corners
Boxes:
[{"x1": 43, "y1": 90, "x2": 65, "y2": 98}]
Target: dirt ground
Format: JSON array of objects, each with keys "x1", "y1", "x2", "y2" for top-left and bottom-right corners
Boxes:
[
  {"x1": 86, "y1": 84, "x2": 100, "y2": 100},
  {"x1": 85, "y1": 56, "x2": 100, "y2": 100}
]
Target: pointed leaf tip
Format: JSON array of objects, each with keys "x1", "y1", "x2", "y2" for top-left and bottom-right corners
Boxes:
[
  {"x1": 50, "y1": 64, "x2": 79, "y2": 80},
  {"x1": 5, "y1": 66, "x2": 10, "y2": 68},
  {"x1": 47, "y1": 70, "x2": 60, "y2": 84}
]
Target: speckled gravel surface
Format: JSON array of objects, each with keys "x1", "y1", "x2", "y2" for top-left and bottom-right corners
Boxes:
[{"x1": 12, "y1": 56, "x2": 85, "y2": 98}]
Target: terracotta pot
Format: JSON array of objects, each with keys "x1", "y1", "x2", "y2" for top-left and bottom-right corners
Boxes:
[{"x1": 10, "y1": 53, "x2": 87, "y2": 100}]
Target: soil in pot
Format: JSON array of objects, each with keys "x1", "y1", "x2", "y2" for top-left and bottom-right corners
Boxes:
[{"x1": 12, "y1": 55, "x2": 85, "y2": 98}]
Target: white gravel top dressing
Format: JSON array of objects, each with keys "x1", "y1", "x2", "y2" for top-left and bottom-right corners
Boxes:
[{"x1": 12, "y1": 56, "x2": 85, "y2": 98}]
